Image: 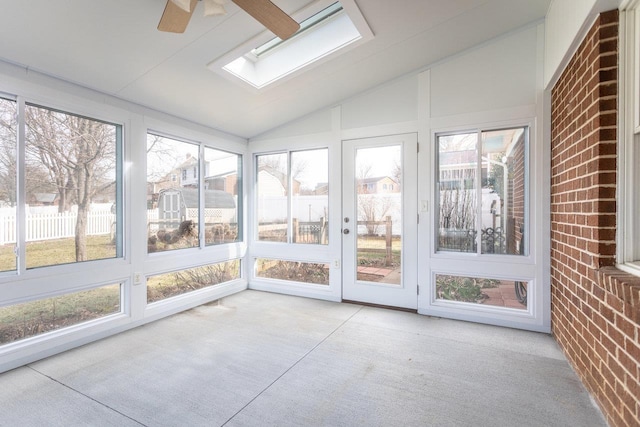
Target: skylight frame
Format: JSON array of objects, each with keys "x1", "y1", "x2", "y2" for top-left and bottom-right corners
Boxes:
[
  {"x1": 250, "y1": 2, "x2": 344, "y2": 58},
  {"x1": 207, "y1": 0, "x2": 373, "y2": 92}
]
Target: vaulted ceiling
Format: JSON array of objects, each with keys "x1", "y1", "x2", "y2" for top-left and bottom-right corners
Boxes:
[{"x1": 0, "y1": 0, "x2": 550, "y2": 139}]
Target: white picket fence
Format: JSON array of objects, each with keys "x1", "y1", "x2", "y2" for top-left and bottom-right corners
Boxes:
[{"x1": 0, "y1": 210, "x2": 115, "y2": 245}]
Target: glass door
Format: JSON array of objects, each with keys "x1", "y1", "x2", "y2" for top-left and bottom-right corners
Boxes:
[{"x1": 342, "y1": 134, "x2": 417, "y2": 309}]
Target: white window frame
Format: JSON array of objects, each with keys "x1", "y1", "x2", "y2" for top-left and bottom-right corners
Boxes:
[
  {"x1": 433, "y1": 126, "x2": 530, "y2": 259},
  {"x1": 0, "y1": 97, "x2": 127, "y2": 281},
  {"x1": 421, "y1": 117, "x2": 543, "y2": 332},
  {"x1": 248, "y1": 131, "x2": 341, "y2": 303},
  {"x1": 253, "y1": 148, "x2": 329, "y2": 245},
  {"x1": 618, "y1": 1, "x2": 640, "y2": 275},
  {"x1": 145, "y1": 130, "x2": 245, "y2": 257}
]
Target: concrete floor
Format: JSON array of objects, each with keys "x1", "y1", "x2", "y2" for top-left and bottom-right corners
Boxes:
[{"x1": 0, "y1": 290, "x2": 606, "y2": 427}]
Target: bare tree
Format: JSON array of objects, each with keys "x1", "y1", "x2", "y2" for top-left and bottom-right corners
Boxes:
[
  {"x1": 0, "y1": 100, "x2": 17, "y2": 206},
  {"x1": 392, "y1": 159, "x2": 402, "y2": 186},
  {"x1": 0, "y1": 101, "x2": 57, "y2": 207},
  {"x1": 25, "y1": 105, "x2": 117, "y2": 261},
  {"x1": 356, "y1": 160, "x2": 396, "y2": 235},
  {"x1": 439, "y1": 187, "x2": 476, "y2": 230},
  {"x1": 146, "y1": 134, "x2": 185, "y2": 184}
]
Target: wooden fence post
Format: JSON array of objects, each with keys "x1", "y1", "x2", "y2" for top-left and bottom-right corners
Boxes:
[
  {"x1": 292, "y1": 218, "x2": 299, "y2": 243},
  {"x1": 385, "y1": 215, "x2": 392, "y2": 266},
  {"x1": 320, "y1": 216, "x2": 326, "y2": 244}
]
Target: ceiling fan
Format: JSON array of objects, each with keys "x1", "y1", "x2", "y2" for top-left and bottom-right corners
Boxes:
[{"x1": 158, "y1": 0, "x2": 300, "y2": 40}]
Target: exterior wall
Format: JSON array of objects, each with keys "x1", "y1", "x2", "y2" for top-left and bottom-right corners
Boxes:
[
  {"x1": 257, "y1": 171, "x2": 285, "y2": 197},
  {"x1": 550, "y1": 10, "x2": 640, "y2": 427},
  {"x1": 509, "y1": 135, "x2": 526, "y2": 254}
]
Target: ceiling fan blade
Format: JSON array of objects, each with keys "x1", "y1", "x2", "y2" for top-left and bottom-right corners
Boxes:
[
  {"x1": 231, "y1": 0, "x2": 300, "y2": 40},
  {"x1": 158, "y1": 0, "x2": 198, "y2": 33}
]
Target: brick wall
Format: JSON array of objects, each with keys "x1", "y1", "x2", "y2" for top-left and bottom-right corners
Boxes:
[
  {"x1": 511, "y1": 133, "x2": 526, "y2": 254},
  {"x1": 550, "y1": 10, "x2": 640, "y2": 427}
]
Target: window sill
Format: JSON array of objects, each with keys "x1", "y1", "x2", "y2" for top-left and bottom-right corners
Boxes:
[
  {"x1": 616, "y1": 261, "x2": 640, "y2": 276},
  {"x1": 596, "y1": 267, "x2": 640, "y2": 320}
]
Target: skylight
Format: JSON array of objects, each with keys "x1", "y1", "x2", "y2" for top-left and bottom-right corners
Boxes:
[
  {"x1": 207, "y1": 0, "x2": 373, "y2": 91},
  {"x1": 250, "y1": 2, "x2": 344, "y2": 58}
]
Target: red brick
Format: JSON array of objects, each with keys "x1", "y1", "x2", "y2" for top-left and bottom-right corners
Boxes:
[{"x1": 549, "y1": 10, "x2": 639, "y2": 427}]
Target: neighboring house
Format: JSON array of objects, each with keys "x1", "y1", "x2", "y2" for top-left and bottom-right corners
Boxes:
[
  {"x1": 205, "y1": 170, "x2": 238, "y2": 195},
  {"x1": 357, "y1": 176, "x2": 399, "y2": 194},
  {"x1": 257, "y1": 166, "x2": 301, "y2": 196},
  {"x1": 177, "y1": 154, "x2": 198, "y2": 188},
  {"x1": 314, "y1": 182, "x2": 328, "y2": 195},
  {"x1": 149, "y1": 154, "x2": 199, "y2": 207},
  {"x1": 438, "y1": 150, "x2": 477, "y2": 190}
]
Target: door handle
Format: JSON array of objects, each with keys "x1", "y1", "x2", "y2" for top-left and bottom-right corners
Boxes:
[{"x1": 343, "y1": 229, "x2": 350, "y2": 235}]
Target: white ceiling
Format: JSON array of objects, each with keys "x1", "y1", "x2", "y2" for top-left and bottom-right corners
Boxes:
[{"x1": 0, "y1": 0, "x2": 550, "y2": 139}]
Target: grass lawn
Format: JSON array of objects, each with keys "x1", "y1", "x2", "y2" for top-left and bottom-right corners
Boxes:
[
  {"x1": 0, "y1": 284, "x2": 121, "y2": 345},
  {"x1": 357, "y1": 235, "x2": 402, "y2": 267},
  {"x1": 0, "y1": 235, "x2": 116, "y2": 271}
]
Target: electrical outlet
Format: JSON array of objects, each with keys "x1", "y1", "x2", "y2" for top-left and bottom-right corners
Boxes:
[
  {"x1": 134, "y1": 272, "x2": 142, "y2": 285},
  {"x1": 333, "y1": 260, "x2": 340, "y2": 269}
]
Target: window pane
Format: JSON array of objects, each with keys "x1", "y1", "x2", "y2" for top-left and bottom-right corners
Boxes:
[
  {"x1": 356, "y1": 145, "x2": 402, "y2": 284},
  {"x1": 0, "y1": 98, "x2": 17, "y2": 272},
  {"x1": 24, "y1": 105, "x2": 122, "y2": 268},
  {"x1": 204, "y1": 147, "x2": 241, "y2": 245},
  {"x1": 437, "y1": 133, "x2": 477, "y2": 253},
  {"x1": 147, "y1": 134, "x2": 199, "y2": 253},
  {"x1": 256, "y1": 153, "x2": 288, "y2": 242},
  {"x1": 255, "y1": 258, "x2": 329, "y2": 285},
  {"x1": 0, "y1": 283, "x2": 121, "y2": 345},
  {"x1": 147, "y1": 260, "x2": 240, "y2": 303},
  {"x1": 435, "y1": 274, "x2": 528, "y2": 310},
  {"x1": 481, "y1": 127, "x2": 527, "y2": 255},
  {"x1": 291, "y1": 149, "x2": 328, "y2": 245}
]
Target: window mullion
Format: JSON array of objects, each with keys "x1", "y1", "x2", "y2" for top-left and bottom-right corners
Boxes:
[
  {"x1": 287, "y1": 151, "x2": 293, "y2": 244},
  {"x1": 476, "y1": 130, "x2": 482, "y2": 255},
  {"x1": 199, "y1": 144, "x2": 205, "y2": 249},
  {"x1": 16, "y1": 97, "x2": 26, "y2": 273}
]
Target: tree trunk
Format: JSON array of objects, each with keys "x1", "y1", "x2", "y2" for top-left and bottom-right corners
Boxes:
[{"x1": 75, "y1": 203, "x2": 87, "y2": 262}]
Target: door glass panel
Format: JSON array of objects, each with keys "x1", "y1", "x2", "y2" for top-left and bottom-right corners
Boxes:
[
  {"x1": 481, "y1": 128, "x2": 527, "y2": 255},
  {"x1": 355, "y1": 145, "x2": 401, "y2": 285},
  {"x1": 437, "y1": 132, "x2": 478, "y2": 253}
]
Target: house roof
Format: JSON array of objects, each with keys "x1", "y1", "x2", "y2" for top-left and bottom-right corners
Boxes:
[
  {"x1": 358, "y1": 176, "x2": 398, "y2": 185},
  {"x1": 33, "y1": 193, "x2": 57, "y2": 203},
  {"x1": 439, "y1": 150, "x2": 477, "y2": 166}
]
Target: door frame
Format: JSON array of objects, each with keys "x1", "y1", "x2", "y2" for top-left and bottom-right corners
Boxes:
[{"x1": 341, "y1": 133, "x2": 418, "y2": 309}]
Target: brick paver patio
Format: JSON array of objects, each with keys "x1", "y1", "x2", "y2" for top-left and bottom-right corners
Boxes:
[{"x1": 482, "y1": 282, "x2": 527, "y2": 309}]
